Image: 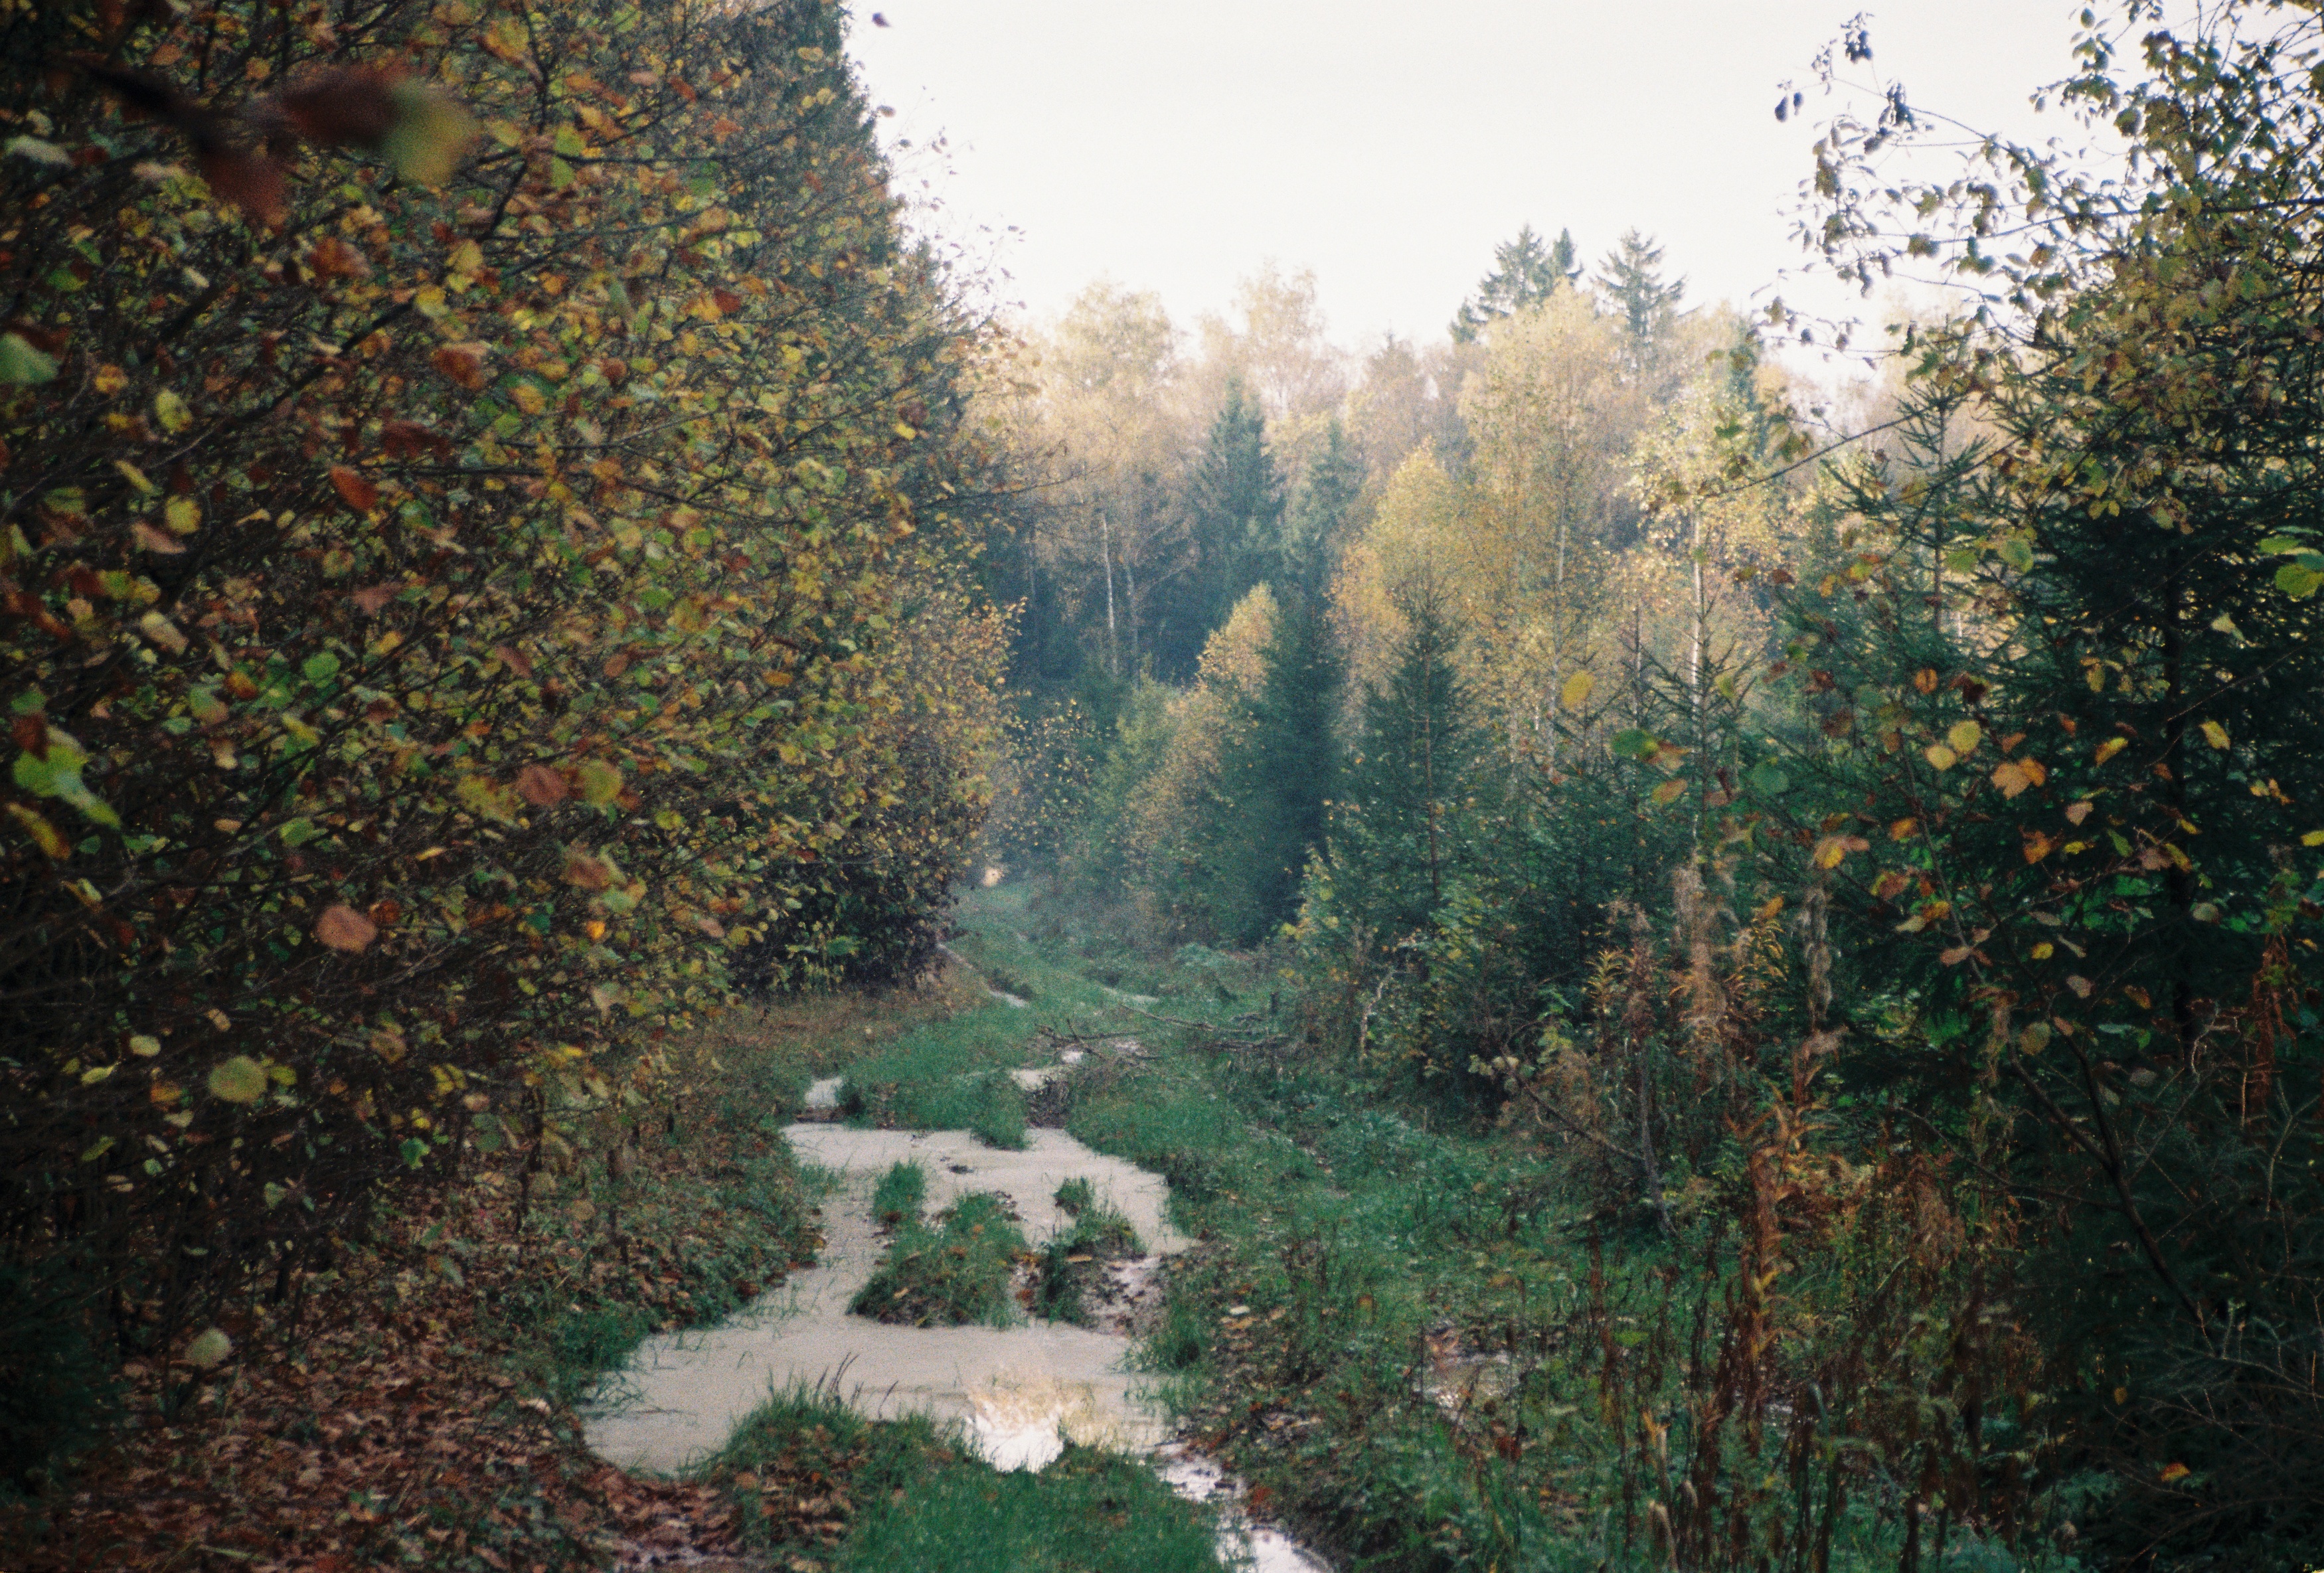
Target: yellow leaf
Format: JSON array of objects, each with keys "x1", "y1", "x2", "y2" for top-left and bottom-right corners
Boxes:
[
  {"x1": 1946, "y1": 720, "x2": 1983, "y2": 754},
  {"x1": 185, "y1": 1327, "x2": 233, "y2": 1367},
  {"x1": 1560, "y1": 671, "x2": 1595, "y2": 710},
  {"x1": 2199, "y1": 719, "x2": 2230, "y2": 750},
  {"x1": 5, "y1": 802, "x2": 70, "y2": 859},
  {"x1": 1924, "y1": 744, "x2": 1958, "y2": 772},
  {"x1": 1649, "y1": 778, "x2": 1687, "y2": 806},
  {"x1": 164, "y1": 495, "x2": 202, "y2": 535},
  {"x1": 2095, "y1": 736, "x2": 2127, "y2": 765},
  {"x1": 155, "y1": 389, "x2": 191, "y2": 433}
]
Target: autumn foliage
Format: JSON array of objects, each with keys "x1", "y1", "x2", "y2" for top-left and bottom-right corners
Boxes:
[{"x1": 0, "y1": 0, "x2": 1006, "y2": 1482}]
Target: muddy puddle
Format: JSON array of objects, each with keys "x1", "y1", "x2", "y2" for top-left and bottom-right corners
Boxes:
[{"x1": 586, "y1": 1119, "x2": 1327, "y2": 1569}]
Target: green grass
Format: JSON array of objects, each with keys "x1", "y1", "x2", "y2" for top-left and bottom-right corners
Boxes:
[
  {"x1": 705, "y1": 1388, "x2": 1224, "y2": 1573},
  {"x1": 850, "y1": 1192, "x2": 1027, "y2": 1327},
  {"x1": 838, "y1": 1444, "x2": 1222, "y2": 1573},
  {"x1": 872, "y1": 1160, "x2": 928, "y2": 1229},
  {"x1": 841, "y1": 1021, "x2": 1033, "y2": 1147},
  {"x1": 1033, "y1": 1181, "x2": 1145, "y2": 1326}
]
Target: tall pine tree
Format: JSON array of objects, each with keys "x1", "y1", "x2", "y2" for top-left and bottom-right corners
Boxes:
[
  {"x1": 1328, "y1": 586, "x2": 1481, "y2": 946},
  {"x1": 1210, "y1": 592, "x2": 1344, "y2": 943},
  {"x1": 1279, "y1": 418, "x2": 1364, "y2": 596},
  {"x1": 1161, "y1": 378, "x2": 1283, "y2": 677},
  {"x1": 1594, "y1": 229, "x2": 1687, "y2": 377}
]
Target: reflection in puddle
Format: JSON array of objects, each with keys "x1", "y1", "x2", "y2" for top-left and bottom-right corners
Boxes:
[{"x1": 585, "y1": 1119, "x2": 1327, "y2": 1568}]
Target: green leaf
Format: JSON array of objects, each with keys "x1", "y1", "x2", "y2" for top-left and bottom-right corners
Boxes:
[
  {"x1": 301, "y1": 652, "x2": 341, "y2": 685},
  {"x1": 207, "y1": 1056, "x2": 269, "y2": 1104},
  {"x1": 1610, "y1": 728, "x2": 1657, "y2": 761},
  {"x1": 2274, "y1": 562, "x2": 2321, "y2": 599},
  {"x1": 0, "y1": 332, "x2": 57, "y2": 385},
  {"x1": 1748, "y1": 762, "x2": 1791, "y2": 796}
]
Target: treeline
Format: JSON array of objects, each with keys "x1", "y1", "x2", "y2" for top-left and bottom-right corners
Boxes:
[
  {"x1": 0, "y1": 0, "x2": 1006, "y2": 1485},
  {"x1": 1004, "y1": 4, "x2": 2324, "y2": 1564}
]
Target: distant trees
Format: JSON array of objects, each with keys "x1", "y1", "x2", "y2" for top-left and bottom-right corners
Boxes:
[{"x1": 1452, "y1": 224, "x2": 1582, "y2": 342}]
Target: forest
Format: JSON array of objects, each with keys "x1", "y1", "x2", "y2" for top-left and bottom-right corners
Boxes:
[{"x1": 1, "y1": 0, "x2": 2320, "y2": 1570}]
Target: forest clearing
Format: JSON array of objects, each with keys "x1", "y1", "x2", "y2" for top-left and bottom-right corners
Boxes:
[{"x1": 5, "y1": 0, "x2": 2323, "y2": 1568}]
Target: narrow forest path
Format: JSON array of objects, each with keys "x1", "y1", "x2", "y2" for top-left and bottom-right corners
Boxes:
[{"x1": 584, "y1": 912, "x2": 1331, "y2": 1573}]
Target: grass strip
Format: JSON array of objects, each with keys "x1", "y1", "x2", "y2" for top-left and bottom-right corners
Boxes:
[{"x1": 704, "y1": 1389, "x2": 1224, "y2": 1572}]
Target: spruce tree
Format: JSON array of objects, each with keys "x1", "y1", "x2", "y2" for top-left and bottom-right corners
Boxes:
[
  {"x1": 1161, "y1": 379, "x2": 1282, "y2": 677},
  {"x1": 1217, "y1": 589, "x2": 1344, "y2": 941},
  {"x1": 1279, "y1": 419, "x2": 1364, "y2": 596},
  {"x1": 1451, "y1": 224, "x2": 1581, "y2": 343},
  {"x1": 1329, "y1": 587, "x2": 1480, "y2": 945},
  {"x1": 1593, "y1": 229, "x2": 1687, "y2": 376}
]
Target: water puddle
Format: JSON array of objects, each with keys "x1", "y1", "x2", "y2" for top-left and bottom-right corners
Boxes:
[
  {"x1": 586, "y1": 1116, "x2": 1328, "y2": 1568},
  {"x1": 1156, "y1": 1447, "x2": 1335, "y2": 1573}
]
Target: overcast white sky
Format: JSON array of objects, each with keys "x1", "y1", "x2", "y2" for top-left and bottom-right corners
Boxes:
[{"x1": 847, "y1": 1, "x2": 2114, "y2": 353}]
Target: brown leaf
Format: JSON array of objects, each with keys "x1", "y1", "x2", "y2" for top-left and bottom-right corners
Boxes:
[
  {"x1": 353, "y1": 582, "x2": 400, "y2": 614},
  {"x1": 133, "y1": 520, "x2": 187, "y2": 554},
  {"x1": 315, "y1": 904, "x2": 378, "y2": 952},
  {"x1": 197, "y1": 146, "x2": 288, "y2": 227},
  {"x1": 329, "y1": 465, "x2": 380, "y2": 513},
  {"x1": 430, "y1": 343, "x2": 488, "y2": 390},
  {"x1": 307, "y1": 235, "x2": 371, "y2": 280},
  {"x1": 382, "y1": 419, "x2": 451, "y2": 459},
  {"x1": 277, "y1": 67, "x2": 402, "y2": 149},
  {"x1": 515, "y1": 765, "x2": 567, "y2": 807}
]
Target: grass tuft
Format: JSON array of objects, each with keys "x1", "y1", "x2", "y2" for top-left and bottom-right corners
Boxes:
[
  {"x1": 871, "y1": 1161, "x2": 927, "y2": 1230},
  {"x1": 850, "y1": 1192, "x2": 1027, "y2": 1327}
]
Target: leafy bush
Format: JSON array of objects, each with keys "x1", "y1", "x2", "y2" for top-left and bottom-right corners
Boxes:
[{"x1": 0, "y1": 0, "x2": 1006, "y2": 1411}]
